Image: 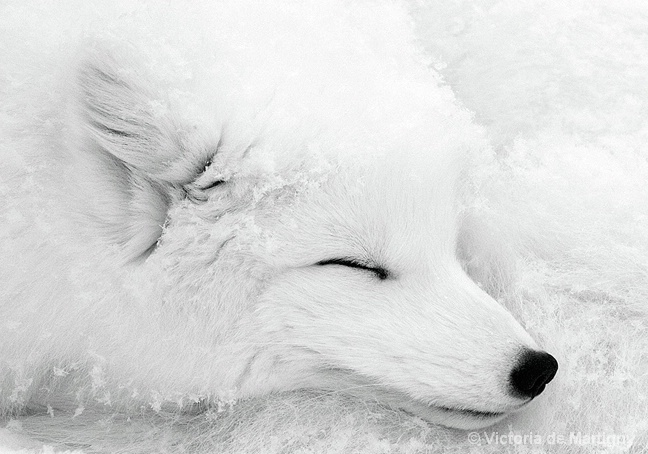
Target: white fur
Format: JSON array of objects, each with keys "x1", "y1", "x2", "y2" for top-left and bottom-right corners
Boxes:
[{"x1": 0, "y1": 0, "x2": 568, "y2": 451}]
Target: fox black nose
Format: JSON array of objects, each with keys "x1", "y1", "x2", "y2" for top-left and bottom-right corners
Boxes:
[{"x1": 509, "y1": 350, "x2": 558, "y2": 398}]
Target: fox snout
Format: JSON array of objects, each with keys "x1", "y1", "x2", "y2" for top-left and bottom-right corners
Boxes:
[{"x1": 509, "y1": 349, "x2": 559, "y2": 399}]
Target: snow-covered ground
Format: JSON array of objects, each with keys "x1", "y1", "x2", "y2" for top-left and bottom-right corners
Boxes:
[{"x1": 1, "y1": 0, "x2": 647, "y2": 452}]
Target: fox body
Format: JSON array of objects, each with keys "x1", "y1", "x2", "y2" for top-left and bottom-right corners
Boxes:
[{"x1": 0, "y1": 0, "x2": 556, "y2": 431}]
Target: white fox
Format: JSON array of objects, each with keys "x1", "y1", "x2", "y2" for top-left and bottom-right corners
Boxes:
[{"x1": 0, "y1": 0, "x2": 556, "y2": 433}]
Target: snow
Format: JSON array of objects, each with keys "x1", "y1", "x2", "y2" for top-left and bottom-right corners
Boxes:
[{"x1": 1, "y1": 0, "x2": 647, "y2": 452}]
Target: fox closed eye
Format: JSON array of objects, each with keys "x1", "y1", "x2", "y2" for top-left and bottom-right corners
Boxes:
[{"x1": 317, "y1": 258, "x2": 390, "y2": 280}]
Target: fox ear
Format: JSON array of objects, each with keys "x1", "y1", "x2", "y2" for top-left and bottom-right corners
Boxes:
[
  {"x1": 77, "y1": 52, "x2": 180, "y2": 262},
  {"x1": 78, "y1": 51, "x2": 183, "y2": 175}
]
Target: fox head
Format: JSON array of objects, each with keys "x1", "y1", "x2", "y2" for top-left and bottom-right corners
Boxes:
[{"x1": 64, "y1": 45, "x2": 557, "y2": 430}]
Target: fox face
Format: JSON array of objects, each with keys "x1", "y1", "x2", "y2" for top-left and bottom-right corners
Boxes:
[{"x1": 59, "y1": 44, "x2": 557, "y2": 431}]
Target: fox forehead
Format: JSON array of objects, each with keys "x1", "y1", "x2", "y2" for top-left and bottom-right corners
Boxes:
[{"x1": 214, "y1": 163, "x2": 462, "y2": 273}]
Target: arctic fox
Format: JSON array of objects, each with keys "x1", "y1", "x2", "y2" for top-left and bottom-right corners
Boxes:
[{"x1": 0, "y1": 0, "x2": 557, "y2": 432}]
